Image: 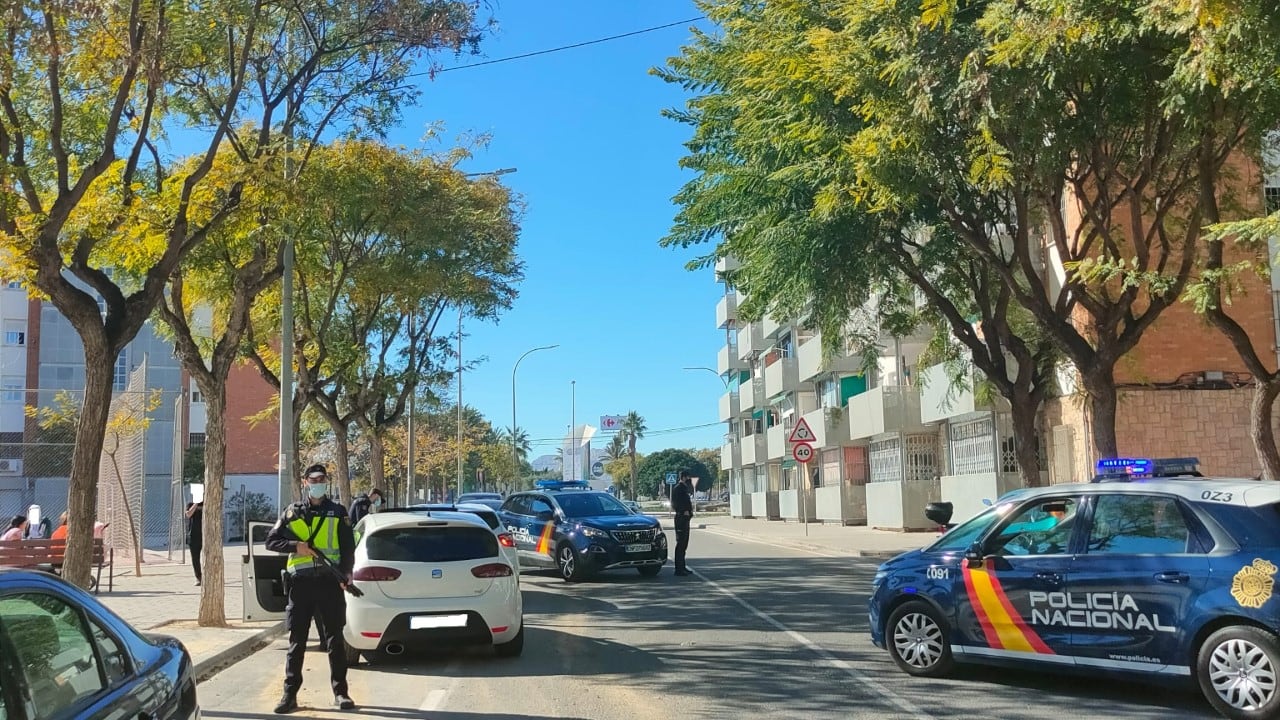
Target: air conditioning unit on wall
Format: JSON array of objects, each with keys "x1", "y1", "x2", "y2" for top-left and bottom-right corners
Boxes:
[{"x1": 0, "y1": 458, "x2": 22, "y2": 475}]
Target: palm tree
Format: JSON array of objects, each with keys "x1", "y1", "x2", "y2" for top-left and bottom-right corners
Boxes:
[
  {"x1": 604, "y1": 434, "x2": 627, "y2": 462},
  {"x1": 620, "y1": 411, "x2": 646, "y2": 500},
  {"x1": 504, "y1": 426, "x2": 532, "y2": 465}
]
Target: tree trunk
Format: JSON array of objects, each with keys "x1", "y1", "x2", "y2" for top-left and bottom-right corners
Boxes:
[
  {"x1": 1081, "y1": 370, "x2": 1120, "y2": 461},
  {"x1": 1007, "y1": 391, "x2": 1044, "y2": 488},
  {"x1": 62, "y1": 342, "x2": 117, "y2": 589},
  {"x1": 197, "y1": 385, "x2": 229, "y2": 627},
  {"x1": 368, "y1": 432, "x2": 385, "y2": 491},
  {"x1": 1252, "y1": 380, "x2": 1280, "y2": 481},
  {"x1": 629, "y1": 450, "x2": 637, "y2": 501},
  {"x1": 326, "y1": 416, "x2": 353, "y2": 505},
  {"x1": 107, "y1": 448, "x2": 144, "y2": 577}
]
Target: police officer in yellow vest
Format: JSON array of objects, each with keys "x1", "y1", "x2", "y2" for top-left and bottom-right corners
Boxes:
[{"x1": 266, "y1": 463, "x2": 357, "y2": 714}]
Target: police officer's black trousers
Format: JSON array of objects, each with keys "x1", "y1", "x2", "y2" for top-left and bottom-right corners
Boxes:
[
  {"x1": 674, "y1": 515, "x2": 691, "y2": 571},
  {"x1": 283, "y1": 572, "x2": 348, "y2": 697}
]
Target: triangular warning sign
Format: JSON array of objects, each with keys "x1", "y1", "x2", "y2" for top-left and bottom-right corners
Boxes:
[{"x1": 788, "y1": 417, "x2": 816, "y2": 443}]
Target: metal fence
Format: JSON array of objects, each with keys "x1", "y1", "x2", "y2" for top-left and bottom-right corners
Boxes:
[{"x1": 0, "y1": 360, "x2": 188, "y2": 560}]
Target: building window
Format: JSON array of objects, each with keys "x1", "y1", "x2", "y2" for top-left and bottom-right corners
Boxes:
[
  {"x1": 189, "y1": 433, "x2": 206, "y2": 447},
  {"x1": 1266, "y1": 185, "x2": 1280, "y2": 214},
  {"x1": 112, "y1": 354, "x2": 128, "y2": 391},
  {"x1": 191, "y1": 389, "x2": 203, "y2": 404},
  {"x1": 5, "y1": 280, "x2": 20, "y2": 290},
  {"x1": 3, "y1": 331, "x2": 23, "y2": 346},
  {"x1": 1, "y1": 381, "x2": 20, "y2": 403}
]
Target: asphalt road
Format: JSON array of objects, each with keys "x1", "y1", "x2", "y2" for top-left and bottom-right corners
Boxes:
[{"x1": 196, "y1": 528, "x2": 1218, "y2": 720}]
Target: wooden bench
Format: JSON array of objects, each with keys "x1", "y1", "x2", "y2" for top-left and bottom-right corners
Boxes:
[{"x1": 0, "y1": 538, "x2": 114, "y2": 593}]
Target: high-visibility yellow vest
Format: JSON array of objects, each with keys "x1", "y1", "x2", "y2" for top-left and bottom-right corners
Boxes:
[{"x1": 286, "y1": 513, "x2": 341, "y2": 573}]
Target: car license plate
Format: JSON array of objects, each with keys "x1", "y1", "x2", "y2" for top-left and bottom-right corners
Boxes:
[
  {"x1": 624, "y1": 543, "x2": 652, "y2": 553},
  {"x1": 410, "y1": 614, "x2": 468, "y2": 630}
]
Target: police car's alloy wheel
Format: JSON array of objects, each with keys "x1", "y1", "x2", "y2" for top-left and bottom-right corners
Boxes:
[
  {"x1": 1198, "y1": 626, "x2": 1280, "y2": 720},
  {"x1": 558, "y1": 545, "x2": 580, "y2": 582},
  {"x1": 886, "y1": 601, "x2": 953, "y2": 678}
]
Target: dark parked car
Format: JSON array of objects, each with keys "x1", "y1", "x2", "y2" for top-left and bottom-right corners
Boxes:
[{"x1": 0, "y1": 569, "x2": 199, "y2": 719}]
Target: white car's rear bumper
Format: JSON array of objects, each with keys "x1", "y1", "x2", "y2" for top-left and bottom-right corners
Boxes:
[{"x1": 343, "y1": 581, "x2": 522, "y2": 652}]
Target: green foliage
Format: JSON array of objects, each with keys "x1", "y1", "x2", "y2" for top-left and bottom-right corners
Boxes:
[
  {"x1": 183, "y1": 446, "x2": 206, "y2": 486},
  {"x1": 636, "y1": 449, "x2": 712, "y2": 500}
]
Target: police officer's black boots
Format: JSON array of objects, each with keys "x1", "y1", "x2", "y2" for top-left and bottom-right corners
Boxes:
[
  {"x1": 273, "y1": 692, "x2": 298, "y2": 714},
  {"x1": 335, "y1": 694, "x2": 355, "y2": 710}
]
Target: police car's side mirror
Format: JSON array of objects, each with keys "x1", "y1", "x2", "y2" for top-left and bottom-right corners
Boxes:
[{"x1": 964, "y1": 544, "x2": 984, "y2": 568}]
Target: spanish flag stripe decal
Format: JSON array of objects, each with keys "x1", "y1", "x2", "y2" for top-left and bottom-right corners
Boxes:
[
  {"x1": 962, "y1": 560, "x2": 1003, "y2": 649},
  {"x1": 535, "y1": 523, "x2": 555, "y2": 555},
  {"x1": 984, "y1": 570, "x2": 1054, "y2": 654},
  {"x1": 962, "y1": 562, "x2": 1054, "y2": 654}
]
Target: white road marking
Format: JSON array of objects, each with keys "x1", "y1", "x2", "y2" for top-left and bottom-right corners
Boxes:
[
  {"x1": 698, "y1": 527, "x2": 845, "y2": 558},
  {"x1": 418, "y1": 659, "x2": 461, "y2": 711},
  {"x1": 692, "y1": 567, "x2": 934, "y2": 719}
]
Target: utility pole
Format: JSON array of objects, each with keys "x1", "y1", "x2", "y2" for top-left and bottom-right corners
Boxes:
[
  {"x1": 406, "y1": 313, "x2": 416, "y2": 504},
  {"x1": 571, "y1": 380, "x2": 576, "y2": 481},
  {"x1": 277, "y1": 73, "x2": 296, "y2": 513},
  {"x1": 456, "y1": 307, "x2": 463, "y2": 499}
]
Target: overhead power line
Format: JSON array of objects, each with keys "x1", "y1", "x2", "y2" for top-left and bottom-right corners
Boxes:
[
  {"x1": 522, "y1": 420, "x2": 723, "y2": 447},
  {"x1": 424, "y1": 16, "x2": 706, "y2": 75}
]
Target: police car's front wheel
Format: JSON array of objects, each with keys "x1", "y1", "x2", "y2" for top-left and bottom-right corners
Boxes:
[
  {"x1": 1198, "y1": 625, "x2": 1280, "y2": 720},
  {"x1": 886, "y1": 601, "x2": 953, "y2": 678},
  {"x1": 558, "y1": 544, "x2": 584, "y2": 582}
]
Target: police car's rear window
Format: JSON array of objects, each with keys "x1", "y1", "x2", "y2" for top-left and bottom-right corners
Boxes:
[
  {"x1": 465, "y1": 510, "x2": 500, "y2": 529},
  {"x1": 366, "y1": 527, "x2": 498, "y2": 563}
]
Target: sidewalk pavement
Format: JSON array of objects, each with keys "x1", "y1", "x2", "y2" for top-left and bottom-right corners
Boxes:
[
  {"x1": 90, "y1": 516, "x2": 925, "y2": 683},
  {"x1": 96, "y1": 544, "x2": 283, "y2": 682},
  {"x1": 659, "y1": 513, "x2": 932, "y2": 560}
]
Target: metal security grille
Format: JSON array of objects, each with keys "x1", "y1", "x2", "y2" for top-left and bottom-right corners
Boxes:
[
  {"x1": 903, "y1": 434, "x2": 940, "y2": 484},
  {"x1": 949, "y1": 416, "x2": 996, "y2": 475},
  {"x1": 869, "y1": 437, "x2": 902, "y2": 483},
  {"x1": 612, "y1": 528, "x2": 657, "y2": 544}
]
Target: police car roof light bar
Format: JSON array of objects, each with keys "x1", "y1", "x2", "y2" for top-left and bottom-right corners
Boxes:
[
  {"x1": 534, "y1": 479, "x2": 590, "y2": 491},
  {"x1": 1092, "y1": 457, "x2": 1201, "y2": 482}
]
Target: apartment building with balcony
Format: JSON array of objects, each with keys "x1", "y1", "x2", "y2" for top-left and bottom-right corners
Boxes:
[
  {"x1": 0, "y1": 280, "x2": 281, "y2": 542},
  {"x1": 714, "y1": 156, "x2": 1280, "y2": 529}
]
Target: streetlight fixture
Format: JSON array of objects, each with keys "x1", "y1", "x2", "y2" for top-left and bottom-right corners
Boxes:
[
  {"x1": 683, "y1": 366, "x2": 730, "y2": 389},
  {"x1": 464, "y1": 167, "x2": 516, "y2": 178},
  {"x1": 511, "y1": 344, "x2": 558, "y2": 484}
]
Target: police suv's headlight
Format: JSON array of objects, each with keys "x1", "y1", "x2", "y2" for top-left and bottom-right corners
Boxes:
[
  {"x1": 655, "y1": 532, "x2": 667, "y2": 547},
  {"x1": 872, "y1": 571, "x2": 888, "y2": 588},
  {"x1": 579, "y1": 526, "x2": 609, "y2": 539}
]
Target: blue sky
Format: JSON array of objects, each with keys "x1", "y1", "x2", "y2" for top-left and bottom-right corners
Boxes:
[{"x1": 382, "y1": 4, "x2": 727, "y2": 459}]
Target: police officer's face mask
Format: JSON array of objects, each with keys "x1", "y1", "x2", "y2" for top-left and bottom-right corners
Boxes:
[{"x1": 304, "y1": 475, "x2": 328, "y2": 498}]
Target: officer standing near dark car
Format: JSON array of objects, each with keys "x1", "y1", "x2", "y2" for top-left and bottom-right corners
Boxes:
[
  {"x1": 671, "y1": 470, "x2": 695, "y2": 576},
  {"x1": 266, "y1": 463, "x2": 357, "y2": 714}
]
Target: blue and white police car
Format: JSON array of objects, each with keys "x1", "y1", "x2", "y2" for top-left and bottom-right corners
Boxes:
[
  {"x1": 497, "y1": 480, "x2": 667, "y2": 581},
  {"x1": 870, "y1": 458, "x2": 1280, "y2": 720}
]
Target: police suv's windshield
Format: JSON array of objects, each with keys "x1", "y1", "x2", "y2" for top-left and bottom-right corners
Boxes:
[{"x1": 557, "y1": 492, "x2": 632, "y2": 519}]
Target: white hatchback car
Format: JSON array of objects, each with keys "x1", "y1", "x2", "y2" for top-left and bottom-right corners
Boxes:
[{"x1": 343, "y1": 510, "x2": 523, "y2": 663}]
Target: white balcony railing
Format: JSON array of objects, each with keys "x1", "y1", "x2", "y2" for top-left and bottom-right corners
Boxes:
[
  {"x1": 848, "y1": 385, "x2": 925, "y2": 441},
  {"x1": 767, "y1": 424, "x2": 786, "y2": 459},
  {"x1": 764, "y1": 356, "x2": 799, "y2": 399},
  {"x1": 716, "y1": 291, "x2": 740, "y2": 329},
  {"x1": 717, "y1": 345, "x2": 745, "y2": 375},
  {"x1": 738, "y1": 322, "x2": 763, "y2": 361},
  {"x1": 718, "y1": 390, "x2": 741, "y2": 422}
]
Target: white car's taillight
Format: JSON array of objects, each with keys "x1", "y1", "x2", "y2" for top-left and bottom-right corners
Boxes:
[
  {"x1": 498, "y1": 533, "x2": 516, "y2": 549},
  {"x1": 352, "y1": 566, "x2": 401, "y2": 581},
  {"x1": 471, "y1": 563, "x2": 513, "y2": 578}
]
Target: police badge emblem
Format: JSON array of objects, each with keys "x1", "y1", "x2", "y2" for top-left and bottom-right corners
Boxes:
[{"x1": 1231, "y1": 558, "x2": 1278, "y2": 609}]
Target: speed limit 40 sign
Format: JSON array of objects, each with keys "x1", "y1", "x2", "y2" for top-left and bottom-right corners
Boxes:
[{"x1": 792, "y1": 442, "x2": 814, "y2": 463}]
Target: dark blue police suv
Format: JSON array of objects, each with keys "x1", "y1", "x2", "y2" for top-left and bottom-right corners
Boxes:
[
  {"x1": 498, "y1": 480, "x2": 667, "y2": 581},
  {"x1": 870, "y1": 457, "x2": 1280, "y2": 720}
]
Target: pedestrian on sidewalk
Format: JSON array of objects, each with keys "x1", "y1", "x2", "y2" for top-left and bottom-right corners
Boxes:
[
  {"x1": 672, "y1": 470, "x2": 695, "y2": 576},
  {"x1": 185, "y1": 501, "x2": 203, "y2": 586},
  {"x1": 266, "y1": 463, "x2": 357, "y2": 714},
  {"x1": 1, "y1": 515, "x2": 27, "y2": 542},
  {"x1": 50, "y1": 511, "x2": 68, "y2": 540},
  {"x1": 348, "y1": 488, "x2": 382, "y2": 525}
]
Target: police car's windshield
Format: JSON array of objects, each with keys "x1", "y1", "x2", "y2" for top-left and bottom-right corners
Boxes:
[
  {"x1": 927, "y1": 502, "x2": 1015, "y2": 553},
  {"x1": 556, "y1": 493, "x2": 632, "y2": 519}
]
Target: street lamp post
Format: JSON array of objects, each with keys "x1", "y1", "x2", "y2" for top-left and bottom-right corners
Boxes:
[
  {"x1": 456, "y1": 307, "x2": 463, "y2": 500},
  {"x1": 682, "y1": 366, "x2": 730, "y2": 389},
  {"x1": 511, "y1": 344, "x2": 558, "y2": 485},
  {"x1": 570, "y1": 380, "x2": 576, "y2": 481}
]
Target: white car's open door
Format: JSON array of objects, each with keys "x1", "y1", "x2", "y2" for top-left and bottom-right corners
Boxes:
[{"x1": 242, "y1": 521, "x2": 288, "y2": 621}]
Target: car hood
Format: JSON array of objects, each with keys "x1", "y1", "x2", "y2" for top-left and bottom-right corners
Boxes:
[
  {"x1": 877, "y1": 548, "x2": 927, "y2": 573},
  {"x1": 571, "y1": 515, "x2": 659, "y2": 532}
]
